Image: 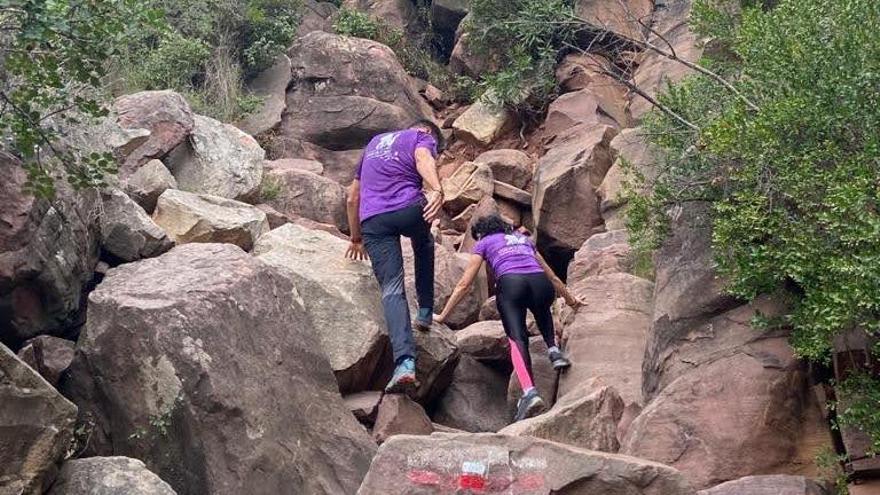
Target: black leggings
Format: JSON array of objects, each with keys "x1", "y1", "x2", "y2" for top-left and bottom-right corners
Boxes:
[{"x1": 496, "y1": 272, "x2": 556, "y2": 379}]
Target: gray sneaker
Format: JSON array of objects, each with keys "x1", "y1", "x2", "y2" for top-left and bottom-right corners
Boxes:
[
  {"x1": 549, "y1": 350, "x2": 572, "y2": 371},
  {"x1": 414, "y1": 308, "x2": 432, "y2": 331},
  {"x1": 385, "y1": 358, "x2": 419, "y2": 394},
  {"x1": 514, "y1": 389, "x2": 546, "y2": 422}
]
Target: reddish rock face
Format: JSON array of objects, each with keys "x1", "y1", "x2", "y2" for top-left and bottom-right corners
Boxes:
[
  {"x1": 16, "y1": 335, "x2": 75, "y2": 387},
  {"x1": 567, "y1": 230, "x2": 634, "y2": 281},
  {"x1": 533, "y1": 124, "x2": 617, "y2": 254},
  {"x1": 271, "y1": 32, "x2": 433, "y2": 183},
  {"x1": 697, "y1": 475, "x2": 830, "y2": 495},
  {"x1": 113, "y1": 90, "x2": 195, "y2": 177},
  {"x1": 357, "y1": 433, "x2": 695, "y2": 495},
  {"x1": 433, "y1": 355, "x2": 511, "y2": 433},
  {"x1": 63, "y1": 244, "x2": 377, "y2": 495},
  {"x1": 372, "y1": 394, "x2": 434, "y2": 444},
  {"x1": 473, "y1": 149, "x2": 533, "y2": 191},
  {"x1": 47, "y1": 457, "x2": 176, "y2": 495},
  {"x1": 574, "y1": 0, "x2": 653, "y2": 40},
  {"x1": 262, "y1": 166, "x2": 348, "y2": 231}
]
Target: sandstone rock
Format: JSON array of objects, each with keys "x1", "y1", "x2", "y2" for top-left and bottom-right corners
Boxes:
[
  {"x1": 1, "y1": 343, "x2": 77, "y2": 494},
  {"x1": 442, "y1": 161, "x2": 494, "y2": 216},
  {"x1": 262, "y1": 167, "x2": 347, "y2": 231},
  {"x1": 16, "y1": 336, "x2": 75, "y2": 387},
  {"x1": 123, "y1": 159, "x2": 178, "y2": 213},
  {"x1": 567, "y1": 230, "x2": 633, "y2": 281},
  {"x1": 850, "y1": 481, "x2": 880, "y2": 495},
  {"x1": 252, "y1": 224, "x2": 387, "y2": 393},
  {"x1": 500, "y1": 379, "x2": 624, "y2": 453},
  {"x1": 255, "y1": 203, "x2": 291, "y2": 229},
  {"x1": 237, "y1": 54, "x2": 292, "y2": 136},
  {"x1": 372, "y1": 395, "x2": 433, "y2": 444},
  {"x1": 455, "y1": 321, "x2": 510, "y2": 366},
  {"x1": 393, "y1": 324, "x2": 460, "y2": 404},
  {"x1": 342, "y1": 0, "x2": 420, "y2": 35},
  {"x1": 47, "y1": 457, "x2": 176, "y2": 495},
  {"x1": 533, "y1": 124, "x2": 617, "y2": 253},
  {"x1": 166, "y1": 115, "x2": 264, "y2": 202},
  {"x1": 358, "y1": 433, "x2": 695, "y2": 494},
  {"x1": 556, "y1": 53, "x2": 621, "y2": 95},
  {"x1": 629, "y1": 0, "x2": 704, "y2": 120},
  {"x1": 290, "y1": 217, "x2": 347, "y2": 239},
  {"x1": 493, "y1": 181, "x2": 531, "y2": 207},
  {"x1": 574, "y1": 0, "x2": 652, "y2": 40},
  {"x1": 599, "y1": 127, "x2": 659, "y2": 228},
  {"x1": 432, "y1": 0, "x2": 469, "y2": 35},
  {"x1": 433, "y1": 355, "x2": 511, "y2": 433},
  {"x1": 543, "y1": 90, "x2": 623, "y2": 141},
  {"x1": 265, "y1": 157, "x2": 325, "y2": 175},
  {"x1": 622, "y1": 339, "x2": 830, "y2": 490},
  {"x1": 479, "y1": 296, "x2": 500, "y2": 321},
  {"x1": 100, "y1": 189, "x2": 173, "y2": 262},
  {"x1": 458, "y1": 196, "x2": 500, "y2": 254},
  {"x1": 272, "y1": 32, "x2": 432, "y2": 182},
  {"x1": 152, "y1": 190, "x2": 269, "y2": 251},
  {"x1": 453, "y1": 98, "x2": 515, "y2": 146},
  {"x1": 345, "y1": 391, "x2": 383, "y2": 427},
  {"x1": 507, "y1": 337, "x2": 558, "y2": 413},
  {"x1": 113, "y1": 91, "x2": 195, "y2": 177},
  {"x1": 63, "y1": 244, "x2": 376, "y2": 495},
  {"x1": 473, "y1": 149, "x2": 533, "y2": 190},
  {"x1": 496, "y1": 198, "x2": 524, "y2": 227},
  {"x1": 403, "y1": 241, "x2": 488, "y2": 329},
  {"x1": 697, "y1": 475, "x2": 829, "y2": 495},
  {"x1": 449, "y1": 26, "x2": 498, "y2": 78},
  {"x1": 558, "y1": 273, "x2": 654, "y2": 408},
  {"x1": 0, "y1": 152, "x2": 99, "y2": 346},
  {"x1": 298, "y1": 0, "x2": 338, "y2": 37}
]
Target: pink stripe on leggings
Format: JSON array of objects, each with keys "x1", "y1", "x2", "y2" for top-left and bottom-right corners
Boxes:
[{"x1": 509, "y1": 338, "x2": 534, "y2": 391}]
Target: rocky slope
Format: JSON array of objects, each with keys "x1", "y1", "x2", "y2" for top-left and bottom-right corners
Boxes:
[{"x1": 0, "y1": 0, "x2": 853, "y2": 494}]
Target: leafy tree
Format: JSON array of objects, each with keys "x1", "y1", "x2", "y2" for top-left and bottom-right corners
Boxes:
[
  {"x1": 0, "y1": 0, "x2": 162, "y2": 197},
  {"x1": 626, "y1": 0, "x2": 880, "y2": 450}
]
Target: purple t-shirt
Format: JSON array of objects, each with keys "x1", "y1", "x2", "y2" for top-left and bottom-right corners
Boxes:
[
  {"x1": 473, "y1": 232, "x2": 544, "y2": 277},
  {"x1": 356, "y1": 129, "x2": 438, "y2": 221}
]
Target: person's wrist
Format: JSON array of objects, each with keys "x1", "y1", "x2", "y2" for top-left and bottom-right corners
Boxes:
[{"x1": 351, "y1": 235, "x2": 362, "y2": 243}]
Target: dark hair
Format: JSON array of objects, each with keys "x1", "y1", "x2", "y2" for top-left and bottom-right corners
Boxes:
[
  {"x1": 410, "y1": 119, "x2": 445, "y2": 152},
  {"x1": 471, "y1": 214, "x2": 513, "y2": 241}
]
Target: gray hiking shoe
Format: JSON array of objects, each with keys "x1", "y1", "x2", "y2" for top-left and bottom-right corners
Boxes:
[
  {"x1": 514, "y1": 388, "x2": 546, "y2": 422},
  {"x1": 549, "y1": 349, "x2": 572, "y2": 371}
]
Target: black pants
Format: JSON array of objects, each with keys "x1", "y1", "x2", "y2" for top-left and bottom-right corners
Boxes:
[
  {"x1": 362, "y1": 201, "x2": 434, "y2": 364},
  {"x1": 496, "y1": 272, "x2": 557, "y2": 379}
]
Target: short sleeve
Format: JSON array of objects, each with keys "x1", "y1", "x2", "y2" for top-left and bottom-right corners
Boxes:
[
  {"x1": 414, "y1": 131, "x2": 438, "y2": 158},
  {"x1": 472, "y1": 237, "x2": 488, "y2": 258}
]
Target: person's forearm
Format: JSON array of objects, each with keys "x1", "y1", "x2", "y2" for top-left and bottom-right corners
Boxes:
[
  {"x1": 347, "y1": 200, "x2": 362, "y2": 241},
  {"x1": 440, "y1": 284, "x2": 469, "y2": 320},
  {"x1": 415, "y1": 150, "x2": 443, "y2": 193},
  {"x1": 537, "y1": 253, "x2": 566, "y2": 295}
]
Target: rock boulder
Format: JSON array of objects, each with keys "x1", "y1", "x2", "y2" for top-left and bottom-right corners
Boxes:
[
  {"x1": 433, "y1": 356, "x2": 511, "y2": 433},
  {"x1": 16, "y1": 335, "x2": 75, "y2": 387},
  {"x1": 372, "y1": 395, "x2": 434, "y2": 444},
  {"x1": 62, "y1": 244, "x2": 376, "y2": 495},
  {"x1": 47, "y1": 457, "x2": 176, "y2": 495},
  {"x1": 473, "y1": 149, "x2": 533, "y2": 191},
  {"x1": 100, "y1": 189, "x2": 173, "y2": 262},
  {"x1": 697, "y1": 475, "x2": 829, "y2": 495},
  {"x1": 261, "y1": 167, "x2": 347, "y2": 231},
  {"x1": 123, "y1": 159, "x2": 178, "y2": 214},
  {"x1": 113, "y1": 91, "x2": 195, "y2": 177}
]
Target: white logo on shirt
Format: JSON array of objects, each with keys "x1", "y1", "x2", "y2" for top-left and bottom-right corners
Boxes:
[{"x1": 504, "y1": 234, "x2": 528, "y2": 246}]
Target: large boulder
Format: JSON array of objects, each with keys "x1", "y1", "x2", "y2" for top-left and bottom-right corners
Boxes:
[
  {"x1": 402, "y1": 325, "x2": 460, "y2": 405},
  {"x1": 1, "y1": 343, "x2": 77, "y2": 495},
  {"x1": 432, "y1": 0, "x2": 470, "y2": 35},
  {"x1": 567, "y1": 230, "x2": 634, "y2": 280},
  {"x1": 16, "y1": 335, "x2": 75, "y2": 387},
  {"x1": 47, "y1": 457, "x2": 176, "y2": 495},
  {"x1": 62, "y1": 244, "x2": 377, "y2": 495},
  {"x1": 372, "y1": 395, "x2": 434, "y2": 444},
  {"x1": 622, "y1": 335, "x2": 831, "y2": 490},
  {"x1": 271, "y1": 32, "x2": 432, "y2": 182},
  {"x1": 449, "y1": 23, "x2": 499, "y2": 78},
  {"x1": 455, "y1": 321, "x2": 509, "y2": 366},
  {"x1": 532, "y1": 124, "x2": 617, "y2": 254},
  {"x1": 599, "y1": 127, "x2": 660, "y2": 229},
  {"x1": 345, "y1": 391, "x2": 383, "y2": 427},
  {"x1": 165, "y1": 115, "x2": 265, "y2": 202},
  {"x1": 237, "y1": 54, "x2": 292, "y2": 137},
  {"x1": 452, "y1": 97, "x2": 516, "y2": 146},
  {"x1": 442, "y1": 161, "x2": 494, "y2": 217},
  {"x1": 433, "y1": 355, "x2": 511, "y2": 433},
  {"x1": 112, "y1": 91, "x2": 195, "y2": 177},
  {"x1": 261, "y1": 166, "x2": 347, "y2": 231},
  {"x1": 629, "y1": 0, "x2": 704, "y2": 120},
  {"x1": 558, "y1": 273, "x2": 653, "y2": 410},
  {"x1": 473, "y1": 149, "x2": 533, "y2": 191},
  {"x1": 152, "y1": 190, "x2": 269, "y2": 252},
  {"x1": 574, "y1": 0, "x2": 652, "y2": 40},
  {"x1": 403, "y1": 241, "x2": 488, "y2": 329},
  {"x1": 99, "y1": 189, "x2": 173, "y2": 262},
  {"x1": 357, "y1": 433, "x2": 695, "y2": 494},
  {"x1": 298, "y1": 0, "x2": 339, "y2": 37},
  {"x1": 0, "y1": 152, "x2": 99, "y2": 346},
  {"x1": 252, "y1": 224, "x2": 388, "y2": 393},
  {"x1": 542, "y1": 89, "x2": 624, "y2": 141},
  {"x1": 342, "y1": 0, "x2": 420, "y2": 35},
  {"x1": 500, "y1": 379, "x2": 624, "y2": 453},
  {"x1": 122, "y1": 159, "x2": 178, "y2": 214},
  {"x1": 697, "y1": 475, "x2": 829, "y2": 495}
]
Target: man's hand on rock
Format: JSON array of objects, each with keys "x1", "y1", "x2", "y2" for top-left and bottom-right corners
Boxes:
[
  {"x1": 423, "y1": 190, "x2": 443, "y2": 223},
  {"x1": 345, "y1": 239, "x2": 369, "y2": 261}
]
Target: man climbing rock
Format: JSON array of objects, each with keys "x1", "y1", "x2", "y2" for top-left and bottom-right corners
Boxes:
[{"x1": 345, "y1": 120, "x2": 445, "y2": 394}]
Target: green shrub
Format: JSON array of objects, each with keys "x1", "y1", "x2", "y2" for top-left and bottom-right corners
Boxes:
[{"x1": 626, "y1": 0, "x2": 880, "y2": 445}]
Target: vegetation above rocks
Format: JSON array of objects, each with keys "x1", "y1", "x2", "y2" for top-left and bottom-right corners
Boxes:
[{"x1": 625, "y1": 0, "x2": 880, "y2": 452}]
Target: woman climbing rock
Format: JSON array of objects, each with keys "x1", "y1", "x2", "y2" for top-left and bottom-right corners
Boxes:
[{"x1": 435, "y1": 214, "x2": 584, "y2": 421}]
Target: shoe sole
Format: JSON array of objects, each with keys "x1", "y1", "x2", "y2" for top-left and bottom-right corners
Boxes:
[
  {"x1": 552, "y1": 361, "x2": 572, "y2": 371},
  {"x1": 414, "y1": 321, "x2": 432, "y2": 332},
  {"x1": 384, "y1": 376, "x2": 420, "y2": 396},
  {"x1": 523, "y1": 397, "x2": 546, "y2": 420}
]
